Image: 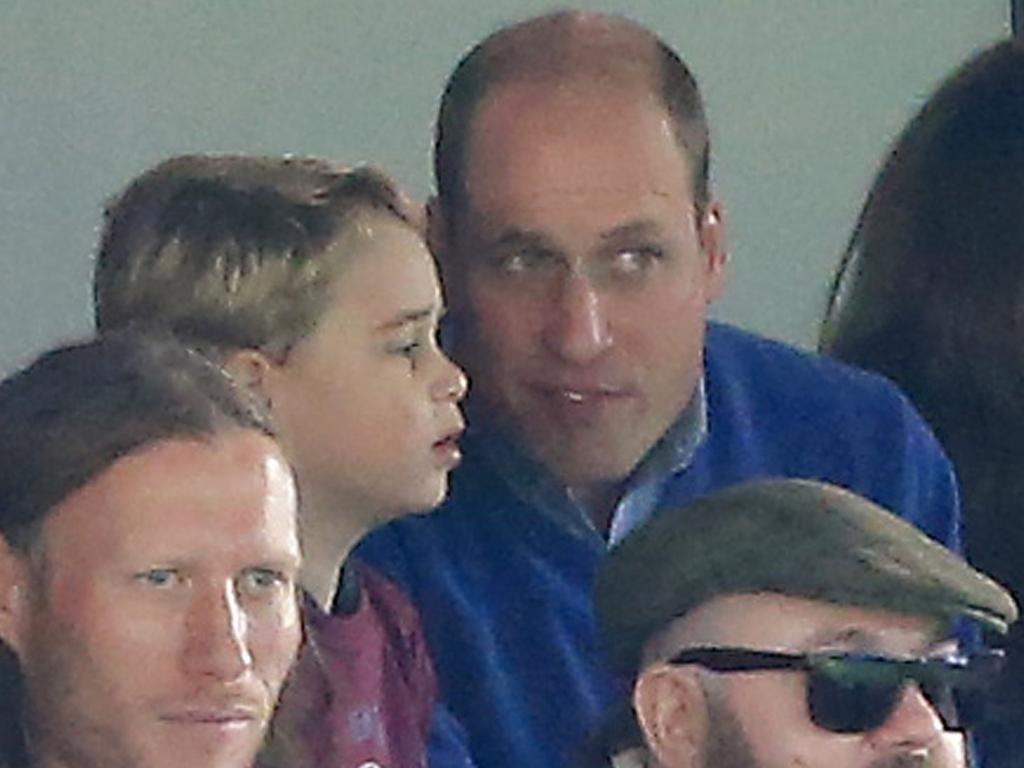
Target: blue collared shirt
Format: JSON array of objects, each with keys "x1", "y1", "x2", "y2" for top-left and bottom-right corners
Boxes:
[{"x1": 470, "y1": 378, "x2": 708, "y2": 548}]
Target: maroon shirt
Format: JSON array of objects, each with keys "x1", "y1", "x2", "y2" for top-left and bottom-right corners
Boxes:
[{"x1": 261, "y1": 564, "x2": 437, "y2": 768}]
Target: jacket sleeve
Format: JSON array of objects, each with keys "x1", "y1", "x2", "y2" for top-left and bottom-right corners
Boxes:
[{"x1": 427, "y1": 704, "x2": 477, "y2": 768}]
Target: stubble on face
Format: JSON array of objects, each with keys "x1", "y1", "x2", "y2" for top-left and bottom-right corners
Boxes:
[
  {"x1": 699, "y1": 681, "x2": 760, "y2": 768},
  {"x1": 21, "y1": 575, "x2": 141, "y2": 768},
  {"x1": 13, "y1": 435, "x2": 300, "y2": 768},
  {"x1": 449, "y1": 77, "x2": 721, "y2": 496},
  {"x1": 699, "y1": 680, "x2": 945, "y2": 768}
]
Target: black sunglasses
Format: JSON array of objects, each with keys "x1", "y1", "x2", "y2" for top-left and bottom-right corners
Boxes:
[{"x1": 667, "y1": 646, "x2": 1004, "y2": 734}]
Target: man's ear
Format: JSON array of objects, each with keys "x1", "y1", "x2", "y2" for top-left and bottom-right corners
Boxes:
[
  {"x1": 698, "y1": 200, "x2": 728, "y2": 302},
  {"x1": 0, "y1": 537, "x2": 30, "y2": 659},
  {"x1": 223, "y1": 349, "x2": 277, "y2": 409},
  {"x1": 633, "y1": 664, "x2": 709, "y2": 768}
]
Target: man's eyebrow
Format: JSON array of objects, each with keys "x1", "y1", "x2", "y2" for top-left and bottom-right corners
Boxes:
[
  {"x1": 483, "y1": 228, "x2": 558, "y2": 252},
  {"x1": 374, "y1": 306, "x2": 440, "y2": 332},
  {"x1": 254, "y1": 553, "x2": 302, "y2": 573},
  {"x1": 598, "y1": 219, "x2": 663, "y2": 242},
  {"x1": 804, "y1": 627, "x2": 884, "y2": 652},
  {"x1": 804, "y1": 625, "x2": 940, "y2": 656}
]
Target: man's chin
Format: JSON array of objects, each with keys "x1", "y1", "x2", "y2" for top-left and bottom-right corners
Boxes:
[
  {"x1": 535, "y1": 435, "x2": 648, "y2": 489},
  {"x1": 141, "y1": 726, "x2": 265, "y2": 768}
]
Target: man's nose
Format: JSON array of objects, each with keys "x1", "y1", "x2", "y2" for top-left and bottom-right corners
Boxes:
[
  {"x1": 543, "y1": 271, "x2": 613, "y2": 364},
  {"x1": 869, "y1": 684, "x2": 946, "y2": 754},
  {"x1": 182, "y1": 582, "x2": 253, "y2": 681}
]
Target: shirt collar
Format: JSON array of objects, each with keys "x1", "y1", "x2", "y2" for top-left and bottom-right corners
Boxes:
[{"x1": 469, "y1": 378, "x2": 707, "y2": 548}]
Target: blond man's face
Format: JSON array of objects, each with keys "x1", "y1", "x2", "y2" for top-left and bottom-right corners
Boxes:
[{"x1": 3, "y1": 431, "x2": 302, "y2": 768}]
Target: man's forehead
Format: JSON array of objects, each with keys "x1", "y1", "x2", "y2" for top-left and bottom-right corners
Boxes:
[
  {"x1": 460, "y1": 80, "x2": 692, "y2": 234},
  {"x1": 466, "y1": 75, "x2": 670, "y2": 159},
  {"x1": 41, "y1": 432, "x2": 297, "y2": 559}
]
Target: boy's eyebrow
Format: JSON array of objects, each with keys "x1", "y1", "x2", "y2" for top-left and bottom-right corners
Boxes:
[{"x1": 375, "y1": 306, "x2": 442, "y2": 332}]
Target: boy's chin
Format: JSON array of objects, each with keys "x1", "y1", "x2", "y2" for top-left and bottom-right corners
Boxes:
[{"x1": 374, "y1": 479, "x2": 450, "y2": 524}]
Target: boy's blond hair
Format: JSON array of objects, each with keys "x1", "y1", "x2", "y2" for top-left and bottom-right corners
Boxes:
[{"x1": 94, "y1": 154, "x2": 420, "y2": 358}]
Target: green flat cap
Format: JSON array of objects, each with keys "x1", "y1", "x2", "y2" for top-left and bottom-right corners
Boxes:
[{"x1": 596, "y1": 478, "x2": 1019, "y2": 675}]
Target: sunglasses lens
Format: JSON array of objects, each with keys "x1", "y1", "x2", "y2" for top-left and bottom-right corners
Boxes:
[
  {"x1": 807, "y1": 653, "x2": 998, "y2": 734},
  {"x1": 807, "y1": 669, "x2": 902, "y2": 733}
]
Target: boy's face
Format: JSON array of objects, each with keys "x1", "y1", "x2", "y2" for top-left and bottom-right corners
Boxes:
[
  {"x1": 4, "y1": 431, "x2": 302, "y2": 768},
  {"x1": 265, "y1": 210, "x2": 467, "y2": 524}
]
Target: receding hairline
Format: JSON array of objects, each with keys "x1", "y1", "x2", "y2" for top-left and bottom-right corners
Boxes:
[
  {"x1": 461, "y1": 11, "x2": 674, "y2": 137},
  {"x1": 436, "y1": 9, "x2": 711, "y2": 219},
  {"x1": 471, "y1": 10, "x2": 667, "y2": 84}
]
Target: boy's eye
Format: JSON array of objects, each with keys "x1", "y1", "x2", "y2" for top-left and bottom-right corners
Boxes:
[
  {"x1": 389, "y1": 338, "x2": 423, "y2": 361},
  {"x1": 389, "y1": 324, "x2": 440, "y2": 364}
]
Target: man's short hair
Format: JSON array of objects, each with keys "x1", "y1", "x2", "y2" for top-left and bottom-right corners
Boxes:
[
  {"x1": 0, "y1": 332, "x2": 271, "y2": 554},
  {"x1": 434, "y1": 10, "x2": 711, "y2": 224},
  {"x1": 0, "y1": 331, "x2": 274, "y2": 766},
  {"x1": 94, "y1": 155, "x2": 419, "y2": 359}
]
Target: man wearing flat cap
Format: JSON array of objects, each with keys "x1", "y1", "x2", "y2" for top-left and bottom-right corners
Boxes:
[{"x1": 592, "y1": 479, "x2": 1018, "y2": 768}]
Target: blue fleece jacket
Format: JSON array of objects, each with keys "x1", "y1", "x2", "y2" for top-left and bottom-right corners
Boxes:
[{"x1": 356, "y1": 323, "x2": 961, "y2": 768}]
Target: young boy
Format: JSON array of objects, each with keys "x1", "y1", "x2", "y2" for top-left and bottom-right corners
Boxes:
[{"x1": 93, "y1": 155, "x2": 470, "y2": 768}]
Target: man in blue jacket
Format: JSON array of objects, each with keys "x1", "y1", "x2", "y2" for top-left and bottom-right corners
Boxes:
[{"x1": 356, "y1": 10, "x2": 961, "y2": 768}]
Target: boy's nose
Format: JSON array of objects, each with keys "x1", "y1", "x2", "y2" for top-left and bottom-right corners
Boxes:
[{"x1": 432, "y1": 353, "x2": 469, "y2": 403}]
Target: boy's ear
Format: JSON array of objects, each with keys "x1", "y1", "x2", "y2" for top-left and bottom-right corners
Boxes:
[
  {"x1": 0, "y1": 537, "x2": 30, "y2": 659},
  {"x1": 223, "y1": 349, "x2": 276, "y2": 405},
  {"x1": 633, "y1": 664, "x2": 709, "y2": 768}
]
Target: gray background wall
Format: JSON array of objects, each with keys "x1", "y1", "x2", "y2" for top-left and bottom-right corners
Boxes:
[{"x1": 0, "y1": 1, "x2": 1010, "y2": 375}]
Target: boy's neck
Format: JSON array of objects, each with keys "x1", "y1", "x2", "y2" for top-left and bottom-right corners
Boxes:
[{"x1": 297, "y1": 492, "x2": 370, "y2": 612}]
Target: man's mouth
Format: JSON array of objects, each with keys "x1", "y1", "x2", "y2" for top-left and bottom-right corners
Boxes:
[
  {"x1": 538, "y1": 383, "x2": 632, "y2": 404},
  {"x1": 160, "y1": 704, "x2": 263, "y2": 729}
]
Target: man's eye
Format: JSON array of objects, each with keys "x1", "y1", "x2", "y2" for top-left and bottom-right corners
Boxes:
[
  {"x1": 490, "y1": 249, "x2": 558, "y2": 276},
  {"x1": 610, "y1": 245, "x2": 662, "y2": 275},
  {"x1": 135, "y1": 569, "x2": 180, "y2": 588},
  {"x1": 240, "y1": 568, "x2": 290, "y2": 593}
]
